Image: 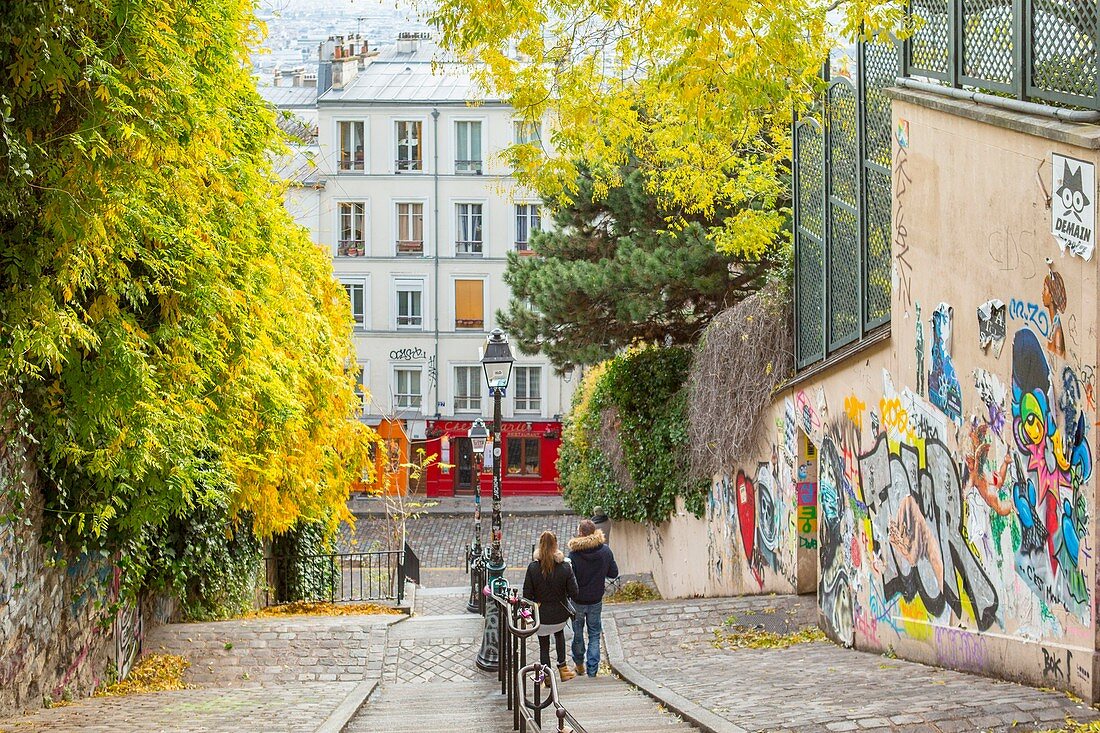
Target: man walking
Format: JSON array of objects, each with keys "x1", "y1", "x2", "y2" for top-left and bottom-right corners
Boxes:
[{"x1": 567, "y1": 519, "x2": 618, "y2": 677}]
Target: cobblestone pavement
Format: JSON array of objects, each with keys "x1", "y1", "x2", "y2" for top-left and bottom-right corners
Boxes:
[
  {"x1": 0, "y1": 614, "x2": 400, "y2": 732},
  {"x1": 382, "y1": 615, "x2": 483, "y2": 683},
  {"x1": 340, "y1": 512, "x2": 580, "y2": 569},
  {"x1": 0, "y1": 682, "x2": 358, "y2": 733},
  {"x1": 415, "y1": 586, "x2": 474, "y2": 616},
  {"x1": 606, "y1": 596, "x2": 1100, "y2": 733}
]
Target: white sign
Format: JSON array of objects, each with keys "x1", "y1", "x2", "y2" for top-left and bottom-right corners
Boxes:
[{"x1": 1051, "y1": 152, "x2": 1096, "y2": 260}]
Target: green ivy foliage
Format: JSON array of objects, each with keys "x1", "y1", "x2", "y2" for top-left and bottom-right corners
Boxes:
[
  {"x1": 270, "y1": 521, "x2": 338, "y2": 604},
  {"x1": 0, "y1": 0, "x2": 372, "y2": 609},
  {"x1": 559, "y1": 346, "x2": 707, "y2": 523}
]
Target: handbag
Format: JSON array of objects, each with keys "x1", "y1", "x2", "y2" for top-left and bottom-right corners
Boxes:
[{"x1": 563, "y1": 599, "x2": 577, "y2": 620}]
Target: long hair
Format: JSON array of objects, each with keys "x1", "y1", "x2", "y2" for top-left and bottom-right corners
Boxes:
[{"x1": 538, "y1": 531, "x2": 558, "y2": 577}]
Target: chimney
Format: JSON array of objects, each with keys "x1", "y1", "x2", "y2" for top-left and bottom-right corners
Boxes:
[
  {"x1": 319, "y1": 34, "x2": 369, "y2": 92},
  {"x1": 396, "y1": 31, "x2": 430, "y2": 54}
]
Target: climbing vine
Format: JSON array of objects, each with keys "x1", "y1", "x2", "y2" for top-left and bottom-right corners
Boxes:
[{"x1": 558, "y1": 345, "x2": 707, "y2": 523}]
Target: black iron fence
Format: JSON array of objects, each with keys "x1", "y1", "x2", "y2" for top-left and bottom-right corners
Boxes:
[
  {"x1": 904, "y1": 0, "x2": 1099, "y2": 109},
  {"x1": 488, "y1": 585, "x2": 590, "y2": 733},
  {"x1": 264, "y1": 543, "x2": 419, "y2": 606}
]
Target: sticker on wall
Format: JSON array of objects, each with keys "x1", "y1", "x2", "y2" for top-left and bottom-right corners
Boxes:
[
  {"x1": 1042, "y1": 261, "x2": 1067, "y2": 356},
  {"x1": 977, "y1": 299, "x2": 1006, "y2": 357},
  {"x1": 1051, "y1": 153, "x2": 1095, "y2": 260},
  {"x1": 928, "y1": 302, "x2": 963, "y2": 425},
  {"x1": 896, "y1": 119, "x2": 909, "y2": 149},
  {"x1": 914, "y1": 302, "x2": 926, "y2": 397}
]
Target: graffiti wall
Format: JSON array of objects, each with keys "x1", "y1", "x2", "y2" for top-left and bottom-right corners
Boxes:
[{"x1": 611, "y1": 99, "x2": 1100, "y2": 700}]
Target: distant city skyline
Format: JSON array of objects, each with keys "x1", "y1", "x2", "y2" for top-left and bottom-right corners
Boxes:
[{"x1": 252, "y1": 0, "x2": 432, "y2": 76}]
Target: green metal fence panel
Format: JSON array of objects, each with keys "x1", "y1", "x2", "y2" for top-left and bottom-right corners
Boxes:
[
  {"x1": 794, "y1": 119, "x2": 826, "y2": 368},
  {"x1": 827, "y1": 80, "x2": 862, "y2": 353},
  {"x1": 862, "y1": 42, "x2": 899, "y2": 331},
  {"x1": 1028, "y1": 0, "x2": 1099, "y2": 107},
  {"x1": 961, "y1": 0, "x2": 1016, "y2": 92},
  {"x1": 908, "y1": 0, "x2": 953, "y2": 79}
]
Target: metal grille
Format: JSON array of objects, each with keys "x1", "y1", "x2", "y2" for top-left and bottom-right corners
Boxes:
[
  {"x1": 904, "y1": 0, "x2": 1099, "y2": 109},
  {"x1": 864, "y1": 167, "x2": 893, "y2": 327},
  {"x1": 961, "y1": 0, "x2": 1015, "y2": 89},
  {"x1": 863, "y1": 43, "x2": 897, "y2": 168},
  {"x1": 862, "y1": 41, "x2": 898, "y2": 329},
  {"x1": 909, "y1": 0, "x2": 951, "y2": 77},
  {"x1": 827, "y1": 80, "x2": 861, "y2": 352},
  {"x1": 1030, "y1": 0, "x2": 1098, "y2": 104},
  {"x1": 795, "y1": 119, "x2": 826, "y2": 367}
]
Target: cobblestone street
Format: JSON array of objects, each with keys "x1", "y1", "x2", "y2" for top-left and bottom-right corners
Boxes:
[
  {"x1": 340, "y1": 508, "x2": 581, "y2": 568},
  {"x1": 605, "y1": 596, "x2": 1100, "y2": 733}
]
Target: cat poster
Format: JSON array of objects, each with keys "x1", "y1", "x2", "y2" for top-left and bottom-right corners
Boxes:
[{"x1": 1051, "y1": 152, "x2": 1095, "y2": 261}]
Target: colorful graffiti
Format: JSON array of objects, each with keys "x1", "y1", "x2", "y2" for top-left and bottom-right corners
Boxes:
[
  {"x1": 1010, "y1": 328, "x2": 1091, "y2": 617},
  {"x1": 928, "y1": 303, "x2": 963, "y2": 424},
  {"x1": 860, "y1": 434, "x2": 1001, "y2": 631}
]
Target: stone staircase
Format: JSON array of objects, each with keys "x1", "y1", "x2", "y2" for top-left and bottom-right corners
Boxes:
[{"x1": 344, "y1": 586, "x2": 697, "y2": 733}]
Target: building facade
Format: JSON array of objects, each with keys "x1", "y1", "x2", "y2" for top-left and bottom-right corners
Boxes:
[{"x1": 274, "y1": 33, "x2": 576, "y2": 496}]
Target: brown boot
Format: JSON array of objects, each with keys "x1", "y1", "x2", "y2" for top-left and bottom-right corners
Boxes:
[
  {"x1": 574, "y1": 663, "x2": 585, "y2": 677},
  {"x1": 558, "y1": 664, "x2": 576, "y2": 682}
]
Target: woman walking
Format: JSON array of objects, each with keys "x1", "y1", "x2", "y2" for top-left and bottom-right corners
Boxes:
[{"x1": 523, "y1": 530, "x2": 579, "y2": 684}]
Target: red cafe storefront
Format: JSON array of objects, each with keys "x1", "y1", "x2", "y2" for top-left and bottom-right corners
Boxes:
[{"x1": 422, "y1": 418, "x2": 563, "y2": 496}]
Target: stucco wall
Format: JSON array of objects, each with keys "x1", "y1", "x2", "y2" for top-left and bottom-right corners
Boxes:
[
  {"x1": 612, "y1": 93, "x2": 1100, "y2": 700},
  {"x1": 0, "y1": 427, "x2": 164, "y2": 716}
]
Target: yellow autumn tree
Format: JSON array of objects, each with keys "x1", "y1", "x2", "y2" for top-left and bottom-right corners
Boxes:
[
  {"x1": 426, "y1": 0, "x2": 904, "y2": 256},
  {"x1": 0, "y1": 0, "x2": 375, "y2": 600}
]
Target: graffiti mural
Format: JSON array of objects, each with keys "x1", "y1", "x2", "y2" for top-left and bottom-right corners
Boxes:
[
  {"x1": 818, "y1": 436, "x2": 854, "y2": 646},
  {"x1": 928, "y1": 303, "x2": 963, "y2": 424},
  {"x1": 1010, "y1": 328, "x2": 1091, "y2": 619},
  {"x1": 860, "y1": 434, "x2": 1001, "y2": 631}
]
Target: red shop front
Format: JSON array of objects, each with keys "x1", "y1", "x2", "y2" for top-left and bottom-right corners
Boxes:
[{"x1": 423, "y1": 419, "x2": 563, "y2": 496}]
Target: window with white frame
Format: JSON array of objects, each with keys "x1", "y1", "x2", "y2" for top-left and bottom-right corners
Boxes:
[
  {"x1": 338, "y1": 202, "x2": 366, "y2": 257},
  {"x1": 515, "y1": 204, "x2": 541, "y2": 251},
  {"x1": 453, "y1": 366, "x2": 482, "y2": 412},
  {"x1": 513, "y1": 366, "x2": 542, "y2": 412},
  {"x1": 513, "y1": 120, "x2": 541, "y2": 145},
  {"x1": 394, "y1": 367, "x2": 422, "y2": 409},
  {"x1": 352, "y1": 362, "x2": 367, "y2": 414},
  {"x1": 395, "y1": 120, "x2": 422, "y2": 172},
  {"x1": 456, "y1": 203, "x2": 483, "y2": 255},
  {"x1": 455, "y1": 121, "x2": 483, "y2": 174},
  {"x1": 338, "y1": 121, "x2": 365, "y2": 171},
  {"x1": 341, "y1": 280, "x2": 366, "y2": 328},
  {"x1": 396, "y1": 202, "x2": 424, "y2": 255},
  {"x1": 395, "y1": 279, "x2": 424, "y2": 329}
]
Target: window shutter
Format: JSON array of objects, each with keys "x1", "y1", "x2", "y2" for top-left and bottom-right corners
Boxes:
[{"x1": 455, "y1": 280, "x2": 484, "y2": 329}]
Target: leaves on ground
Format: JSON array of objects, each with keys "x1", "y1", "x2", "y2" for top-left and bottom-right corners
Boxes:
[
  {"x1": 605, "y1": 581, "x2": 661, "y2": 603},
  {"x1": 242, "y1": 601, "x2": 403, "y2": 618},
  {"x1": 96, "y1": 654, "x2": 191, "y2": 697},
  {"x1": 1041, "y1": 718, "x2": 1100, "y2": 732},
  {"x1": 711, "y1": 623, "x2": 826, "y2": 651}
]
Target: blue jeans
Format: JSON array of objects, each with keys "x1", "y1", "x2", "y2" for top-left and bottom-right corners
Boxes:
[{"x1": 571, "y1": 601, "x2": 603, "y2": 675}]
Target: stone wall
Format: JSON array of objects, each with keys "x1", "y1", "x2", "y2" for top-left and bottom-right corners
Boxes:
[
  {"x1": 0, "y1": 440, "x2": 138, "y2": 716},
  {"x1": 611, "y1": 93, "x2": 1100, "y2": 701}
]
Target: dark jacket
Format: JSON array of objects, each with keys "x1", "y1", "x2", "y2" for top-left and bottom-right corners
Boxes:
[
  {"x1": 567, "y1": 530, "x2": 619, "y2": 604},
  {"x1": 522, "y1": 549, "x2": 578, "y2": 626}
]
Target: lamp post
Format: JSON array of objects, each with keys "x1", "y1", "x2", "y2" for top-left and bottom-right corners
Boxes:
[
  {"x1": 475, "y1": 329, "x2": 514, "y2": 671},
  {"x1": 466, "y1": 418, "x2": 488, "y2": 613}
]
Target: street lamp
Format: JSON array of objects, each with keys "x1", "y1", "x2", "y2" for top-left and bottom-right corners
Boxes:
[
  {"x1": 466, "y1": 418, "x2": 488, "y2": 613},
  {"x1": 475, "y1": 329, "x2": 514, "y2": 671}
]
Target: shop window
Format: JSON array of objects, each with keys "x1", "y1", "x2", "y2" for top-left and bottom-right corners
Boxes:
[{"x1": 507, "y1": 437, "x2": 540, "y2": 477}]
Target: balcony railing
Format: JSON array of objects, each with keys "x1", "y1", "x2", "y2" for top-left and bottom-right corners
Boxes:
[
  {"x1": 456, "y1": 240, "x2": 483, "y2": 255},
  {"x1": 397, "y1": 239, "x2": 424, "y2": 255},
  {"x1": 455, "y1": 317, "x2": 485, "y2": 329},
  {"x1": 395, "y1": 158, "x2": 423, "y2": 172},
  {"x1": 455, "y1": 159, "x2": 483, "y2": 174}
]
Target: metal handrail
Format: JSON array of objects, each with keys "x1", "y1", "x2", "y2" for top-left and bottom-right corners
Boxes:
[{"x1": 487, "y1": 584, "x2": 590, "y2": 733}]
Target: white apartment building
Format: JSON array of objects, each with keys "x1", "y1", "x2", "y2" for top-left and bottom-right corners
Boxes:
[{"x1": 275, "y1": 33, "x2": 576, "y2": 463}]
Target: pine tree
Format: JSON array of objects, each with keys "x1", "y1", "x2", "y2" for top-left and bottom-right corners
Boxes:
[{"x1": 499, "y1": 163, "x2": 778, "y2": 368}]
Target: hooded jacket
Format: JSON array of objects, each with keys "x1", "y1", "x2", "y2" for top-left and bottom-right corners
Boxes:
[
  {"x1": 522, "y1": 548, "x2": 579, "y2": 626},
  {"x1": 567, "y1": 530, "x2": 619, "y2": 604}
]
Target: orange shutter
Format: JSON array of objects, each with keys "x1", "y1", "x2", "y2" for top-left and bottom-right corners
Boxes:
[{"x1": 455, "y1": 280, "x2": 484, "y2": 329}]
